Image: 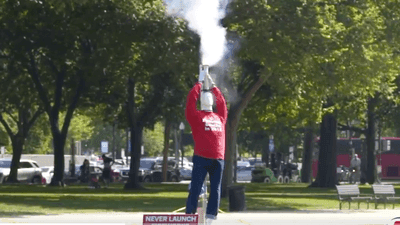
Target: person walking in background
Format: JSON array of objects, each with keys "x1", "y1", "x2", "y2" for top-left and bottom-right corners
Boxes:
[
  {"x1": 350, "y1": 154, "x2": 361, "y2": 183},
  {"x1": 102, "y1": 154, "x2": 114, "y2": 188},
  {"x1": 80, "y1": 159, "x2": 90, "y2": 183},
  {"x1": 185, "y1": 67, "x2": 228, "y2": 225}
]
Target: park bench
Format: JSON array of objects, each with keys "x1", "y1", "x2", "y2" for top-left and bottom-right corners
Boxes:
[
  {"x1": 372, "y1": 184, "x2": 400, "y2": 209},
  {"x1": 336, "y1": 185, "x2": 372, "y2": 209}
]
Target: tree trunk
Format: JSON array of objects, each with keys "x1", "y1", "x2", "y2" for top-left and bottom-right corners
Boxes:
[
  {"x1": 162, "y1": 120, "x2": 172, "y2": 182},
  {"x1": 221, "y1": 116, "x2": 238, "y2": 198},
  {"x1": 262, "y1": 144, "x2": 270, "y2": 168},
  {"x1": 366, "y1": 96, "x2": 377, "y2": 184},
  {"x1": 301, "y1": 127, "x2": 313, "y2": 183},
  {"x1": 0, "y1": 109, "x2": 43, "y2": 183},
  {"x1": 70, "y1": 138, "x2": 76, "y2": 178},
  {"x1": 125, "y1": 128, "x2": 130, "y2": 165},
  {"x1": 310, "y1": 112, "x2": 337, "y2": 188},
  {"x1": 8, "y1": 137, "x2": 24, "y2": 183},
  {"x1": 50, "y1": 131, "x2": 66, "y2": 186},
  {"x1": 124, "y1": 124, "x2": 144, "y2": 189},
  {"x1": 124, "y1": 78, "x2": 144, "y2": 189},
  {"x1": 112, "y1": 120, "x2": 116, "y2": 160}
]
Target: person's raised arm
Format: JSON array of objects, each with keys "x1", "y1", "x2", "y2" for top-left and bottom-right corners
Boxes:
[
  {"x1": 185, "y1": 82, "x2": 202, "y2": 125},
  {"x1": 212, "y1": 86, "x2": 227, "y2": 120},
  {"x1": 207, "y1": 74, "x2": 227, "y2": 120}
]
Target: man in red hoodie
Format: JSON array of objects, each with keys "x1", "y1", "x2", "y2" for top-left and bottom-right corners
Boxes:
[{"x1": 185, "y1": 68, "x2": 227, "y2": 224}]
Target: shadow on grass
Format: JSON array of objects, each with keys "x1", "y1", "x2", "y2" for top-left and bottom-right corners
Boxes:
[
  {"x1": 0, "y1": 194, "x2": 189, "y2": 213},
  {"x1": 1, "y1": 182, "x2": 394, "y2": 215},
  {"x1": 0, "y1": 211, "x2": 45, "y2": 217},
  {"x1": 0, "y1": 183, "x2": 189, "y2": 194},
  {"x1": 245, "y1": 197, "x2": 311, "y2": 211},
  {"x1": 0, "y1": 183, "x2": 191, "y2": 214},
  {"x1": 246, "y1": 193, "x2": 337, "y2": 201},
  {"x1": 243, "y1": 183, "x2": 338, "y2": 194}
]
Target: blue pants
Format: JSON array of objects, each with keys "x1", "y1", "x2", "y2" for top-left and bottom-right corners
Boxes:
[{"x1": 186, "y1": 155, "x2": 225, "y2": 220}]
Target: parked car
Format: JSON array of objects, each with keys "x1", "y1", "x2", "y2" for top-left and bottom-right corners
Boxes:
[
  {"x1": 87, "y1": 159, "x2": 122, "y2": 182},
  {"x1": 237, "y1": 166, "x2": 254, "y2": 182},
  {"x1": 168, "y1": 157, "x2": 193, "y2": 168},
  {"x1": 41, "y1": 166, "x2": 54, "y2": 184},
  {"x1": 65, "y1": 162, "x2": 96, "y2": 178},
  {"x1": 0, "y1": 158, "x2": 42, "y2": 184},
  {"x1": 118, "y1": 157, "x2": 157, "y2": 182},
  {"x1": 237, "y1": 161, "x2": 251, "y2": 167},
  {"x1": 179, "y1": 165, "x2": 192, "y2": 180},
  {"x1": 152, "y1": 159, "x2": 181, "y2": 182},
  {"x1": 165, "y1": 157, "x2": 193, "y2": 180},
  {"x1": 118, "y1": 157, "x2": 181, "y2": 183},
  {"x1": 248, "y1": 158, "x2": 263, "y2": 166}
]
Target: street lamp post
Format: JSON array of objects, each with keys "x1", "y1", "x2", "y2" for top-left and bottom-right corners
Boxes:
[
  {"x1": 360, "y1": 134, "x2": 366, "y2": 184},
  {"x1": 179, "y1": 122, "x2": 185, "y2": 168}
]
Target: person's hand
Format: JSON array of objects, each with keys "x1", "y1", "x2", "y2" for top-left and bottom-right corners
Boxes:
[
  {"x1": 206, "y1": 73, "x2": 216, "y2": 88},
  {"x1": 199, "y1": 71, "x2": 205, "y2": 82}
]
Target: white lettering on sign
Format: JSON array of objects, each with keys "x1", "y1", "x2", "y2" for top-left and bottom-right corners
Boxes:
[
  {"x1": 202, "y1": 117, "x2": 222, "y2": 131},
  {"x1": 143, "y1": 214, "x2": 198, "y2": 225},
  {"x1": 150, "y1": 224, "x2": 190, "y2": 225},
  {"x1": 169, "y1": 216, "x2": 197, "y2": 222},
  {"x1": 145, "y1": 216, "x2": 168, "y2": 222}
]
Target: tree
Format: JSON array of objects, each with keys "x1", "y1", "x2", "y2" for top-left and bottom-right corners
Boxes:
[
  {"x1": 117, "y1": 10, "x2": 199, "y2": 189},
  {"x1": 220, "y1": 0, "x2": 324, "y2": 194},
  {"x1": 0, "y1": 0, "x2": 149, "y2": 185},
  {"x1": 310, "y1": 1, "x2": 399, "y2": 187},
  {"x1": 0, "y1": 70, "x2": 43, "y2": 182}
]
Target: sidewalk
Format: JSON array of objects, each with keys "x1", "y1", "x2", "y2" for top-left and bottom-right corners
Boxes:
[{"x1": 1, "y1": 210, "x2": 400, "y2": 225}]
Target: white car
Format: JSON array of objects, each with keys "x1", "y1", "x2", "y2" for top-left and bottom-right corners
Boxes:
[
  {"x1": 41, "y1": 166, "x2": 54, "y2": 184},
  {"x1": 237, "y1": 161, "x2": 251, "y2": 167},
  {"x1": 179, "y1": 165, "x2": 193, "y2": 180},
  {"x1": 0, "y1": 158, "x2": 42, "y2": 184},
  {"x1": 237, "y1": 166, "x2": 255, "y2": 182}
]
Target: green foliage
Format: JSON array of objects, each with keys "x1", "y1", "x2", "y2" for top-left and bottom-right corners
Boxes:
[
  {"x1": 64, "y1": 111, "x2": 94, "y2": 142},
  {"x1": 24, "y1": 111, "x2": 96, "y2": 154},
  {"x1": 223, "y1": 0, "x2": 400, "y2": 147},
  {"x1": 0, "y1": 126, "x2": 10, "y2": 149},
  {"x1": 183, "y1": 144, "x2": 194, "y2": 158},
  {"x1": 25, "y1": 115, "x2": 52, "y2": 154},
  {"x1": 142, "y1": 122, "x2": 164, "y2": 156},
  {"x1": 237, "y1": 130, "x2": 269, "y2": 157},
  {"x1": 83, "y1": 117, "x2": 126, "y2": 155}
]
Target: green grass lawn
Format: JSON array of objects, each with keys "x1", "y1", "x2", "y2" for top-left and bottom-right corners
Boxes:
[{"x1": 0, "y1": 182, "x2": 399, "y2": 216}]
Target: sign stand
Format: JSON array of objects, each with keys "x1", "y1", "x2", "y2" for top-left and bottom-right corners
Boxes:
[{"x1": 197, "y1": 175, "x2": 207, "y2": 224}]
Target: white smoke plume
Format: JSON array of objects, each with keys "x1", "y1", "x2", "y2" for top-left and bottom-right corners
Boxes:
[{"x1": 164, "y1": 0, "x2": 227, "y2": 66}]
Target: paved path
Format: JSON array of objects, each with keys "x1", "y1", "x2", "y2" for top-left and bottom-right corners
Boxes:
[{"x1": 1, "y1": 210, "x2": 400, "y2": 225}]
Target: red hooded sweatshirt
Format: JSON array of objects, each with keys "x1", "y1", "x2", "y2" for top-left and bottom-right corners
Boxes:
[{"x1": 185, "y1": 82, "x2": 228, "y2": 160}]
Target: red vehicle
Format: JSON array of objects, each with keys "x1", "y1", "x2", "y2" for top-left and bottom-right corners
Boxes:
[{"x1": 312, "y1": 137, "x2": 400, "y2": 180}]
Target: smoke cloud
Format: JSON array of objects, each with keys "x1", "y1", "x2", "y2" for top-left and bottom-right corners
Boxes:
[{"x1": 164, "y1": 0, "x2": 227, "y2": 66}]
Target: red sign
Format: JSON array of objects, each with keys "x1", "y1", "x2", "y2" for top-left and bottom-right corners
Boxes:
[{"x1": 143, "y1": 214, "x2": 198, "y2": 225}]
